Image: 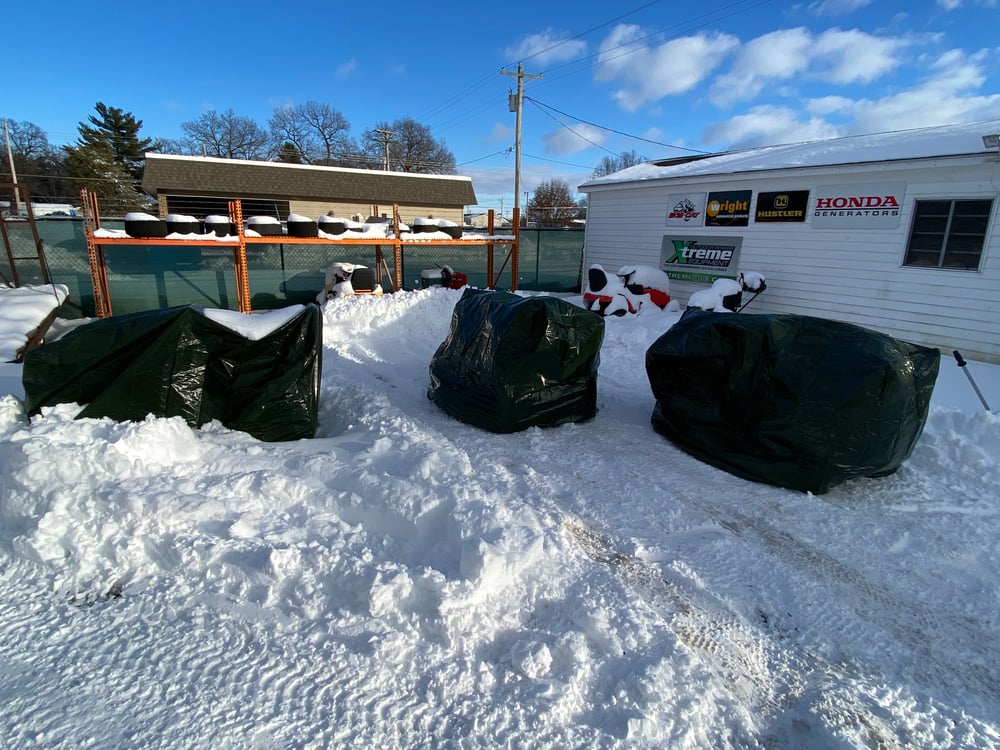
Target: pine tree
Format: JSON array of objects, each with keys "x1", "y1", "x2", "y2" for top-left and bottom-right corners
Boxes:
[{"x1": 64, "y1": 103, "x2": 158, "y2": 213}]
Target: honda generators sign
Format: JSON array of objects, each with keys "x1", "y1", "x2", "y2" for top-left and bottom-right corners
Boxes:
[
  {"x1": 812, "y1": 183, "x2": 905, "y2": 229},
  {"x1": 660, "y1": 235, "x2": 743, "y2": 283}
]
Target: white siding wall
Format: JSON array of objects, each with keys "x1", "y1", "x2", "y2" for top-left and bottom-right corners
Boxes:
[{"x1": 582, "y1": 156, "x2": 1000, "y2": 362}]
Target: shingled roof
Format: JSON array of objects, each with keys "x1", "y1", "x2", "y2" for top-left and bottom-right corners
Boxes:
[{"x1": 142, "y1": 153, "x2": 477, "y2": 206}]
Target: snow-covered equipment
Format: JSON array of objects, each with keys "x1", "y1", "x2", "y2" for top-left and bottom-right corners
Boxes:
[
  {"x1": 441, "y1": 265, "x2": 468, "y2": 289},
  {"x1": 736, "y1": 271, "x2": 767, "y2": 311},
  {"x1": 687, "y1": 277, "x2": 743, "y2": 312},
  {"x1": 582, "y1": 264, "x2": 644, "y2": 316},
  {"x1": 645, "y1": 310, "x2": 940, "y2": 494},
  {"x1": 286, "y1": 213, "x2": 318, "y2": 237},
  {"x1": 124, "y1": 211, "x2": 167, "y2": 238},
  {"x1": 316, "y1": 262, "x2": 383, "y2": 302},
  {"x1": 953, "y1": 350, "x2": 992, "y2": 411},
  {"x1": 420, "y1": 268, "x2": 445, "y2": 288},
  {"x1": 246, "y1": 215, "x2": 282, "y2": 236},
  {"x1": 204, "y1": 214, "x2": 235, "y2": 236},
  {"x1": 617, "y1": 265, "x2": 671, "y2": 309},
  {"x1": 317, "y1": 215, "x2": 348, "y2": 235},
  {"x1": 428, "y1": 288, "x2": 604, "y2": 433},
  {"x1": 22, "y1": 304, "x2": 323, "y2": 441}
]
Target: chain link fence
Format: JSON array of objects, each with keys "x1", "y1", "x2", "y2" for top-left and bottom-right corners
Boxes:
[{"x1": 2, "y1": 219, "x2": 584, "y2": 317}]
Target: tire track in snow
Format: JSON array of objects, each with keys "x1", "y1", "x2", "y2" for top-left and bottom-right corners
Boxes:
[
  {"x1": 564, "y1": 518, "x2": 997, "y2": 749},
  {"x1": 690, "y1": 497, "x2": 1000, "y2": 710}
]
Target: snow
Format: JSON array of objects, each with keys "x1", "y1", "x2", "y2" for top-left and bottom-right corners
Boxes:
[
  {"x1": 1, "y1": 284, "x2": 999, "y2": 748},
  {"x1": 0, "y1": 284, "x2": 69, "y2": 362},
  {"x1": 581, "y1": 119, "x2": 1000, "y2": 186},
  {"x1": 688, "y1": 278, "x2": 744, "y2": 312},
  {"x1": 199, "y1": 305, "x2": 307, "y2": 340}
]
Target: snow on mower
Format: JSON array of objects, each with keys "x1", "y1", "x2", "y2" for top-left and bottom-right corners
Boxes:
[
  {"x1": 583, "y1": 264, "x2": 673, "y2": 316},
  {"x1": 316, "y1": 262, "x2": 383, "y2": 303},
  {"x1": 687, "y1": 271, "x2": 767, "y2": 313}
]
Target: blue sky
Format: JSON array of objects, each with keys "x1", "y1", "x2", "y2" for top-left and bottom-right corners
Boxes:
[{"x1": 6, "y1": 0, "x2": 999, "y2": 214}]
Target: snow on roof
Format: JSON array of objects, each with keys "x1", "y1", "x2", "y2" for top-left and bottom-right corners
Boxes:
[
  {"x1": 145, "y1": 152, "x2": 474, "y2": 185},
  {"x1": 580, "y1": 119, "x2": 1000, "y2": 188}
]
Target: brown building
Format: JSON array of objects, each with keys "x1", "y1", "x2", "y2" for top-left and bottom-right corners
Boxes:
[{"x1": 141, "y1": 153, "x2": 477, "y2": 226}]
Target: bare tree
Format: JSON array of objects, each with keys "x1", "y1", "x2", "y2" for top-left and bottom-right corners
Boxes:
[
  {"x1": 527, "y1": 179, "x2": 580, "y2": 227},
  {"x1": 592, "y1": 149, "x2": 646, "y2": 178},
  {"x1": 360, "y1": 118, "x2": 456, "y2": 174},
  {"x1": 0, "y1": 118, "x2": 72, "y2": 200},
  {"x1": 269, "y1": 101, "x2": 352, "y2": 165},
  {"x1": 151, "y1": 137, "x2": 200, "y2": 156},
  {"x1": 2, "y1": 119, "x2": 51, "y2": 159},
  {"x1": 181, "y1": 109, "x2": 273, "y2": 160}
]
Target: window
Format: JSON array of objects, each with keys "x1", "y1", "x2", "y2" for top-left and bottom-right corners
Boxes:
[{"x1": 904, "y1": 199, "x2": 993, "y2": 270}]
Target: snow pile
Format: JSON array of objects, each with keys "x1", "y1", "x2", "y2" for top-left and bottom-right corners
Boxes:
[
  {"x1": 0, "y1": 285, "x2": 998, "y2": 747},
  {"x1": 0, "y1": 283, "x2": 69, "y2": 362}
]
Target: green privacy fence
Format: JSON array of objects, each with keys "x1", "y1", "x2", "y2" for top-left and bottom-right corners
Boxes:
[{"x1": 1, "y1": 218, "x2": 584, "y2": 318}]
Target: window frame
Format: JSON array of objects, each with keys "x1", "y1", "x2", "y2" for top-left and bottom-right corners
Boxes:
[{"x1": 903, "y1": 197, "x2": 994, "y2": 271}]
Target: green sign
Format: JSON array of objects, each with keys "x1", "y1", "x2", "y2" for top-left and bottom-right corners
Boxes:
[{"x1": 660, "y1": 235, "x2": 743, "y2": 281}]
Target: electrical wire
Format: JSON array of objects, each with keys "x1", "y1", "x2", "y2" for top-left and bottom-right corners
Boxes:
[{"x1": 526, "y1": 96, "x2": 711, "y2": 154}]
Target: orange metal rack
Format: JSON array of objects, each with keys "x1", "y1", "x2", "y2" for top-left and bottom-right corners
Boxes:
[{"x1": 82, "y1": 192, "x2": 518, "y2": 317}]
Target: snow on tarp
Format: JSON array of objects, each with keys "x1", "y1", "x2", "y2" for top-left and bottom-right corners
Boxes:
[
  {"x1": 0, "y1": 283, "x2": 69, "y2": 362},
  {"x1": 22, "y1": 304, "x2": 322, "y2": 441},
  {"x1": 646, "y1": 309, "x2": 940, "y2": 494},
  {"x1": 428, "y1": 288, "x2": 604, "y2": 433}
]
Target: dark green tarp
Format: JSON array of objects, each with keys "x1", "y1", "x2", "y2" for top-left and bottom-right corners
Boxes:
[
  {"x1": 22, "y1": 304, "x2": 322, "y2": 441},
  {"x1": 645, "y1": 310, "x2": 940, "y2": 494},
  {"x1": 428, "y1": 288, "x2": 604, "y2": 433}
]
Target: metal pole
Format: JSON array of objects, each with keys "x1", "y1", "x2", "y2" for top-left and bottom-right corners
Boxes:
[
  {"x1": 501, "y1": 64, "x2": 541, "y2": 235},
  {"x1": 3, "y1": 122, "x2": 21, "y2": 215},
  {"x1": 953, "y1": 350, "x2": 992, "y2": 411}
]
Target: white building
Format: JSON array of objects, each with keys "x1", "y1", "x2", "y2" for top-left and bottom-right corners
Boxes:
[{"x1": 579, "y1": 120, "x2": 1000, "y2": 363}]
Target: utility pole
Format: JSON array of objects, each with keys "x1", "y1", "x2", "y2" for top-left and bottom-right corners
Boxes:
[
  {"x1": 3, "y1": 121, "x2": 21, "y2": 215},
  {"x1": 501, "y1": 63, "x2": 541, "y2": 229},
  {"x1": 374, "y1": 128, "x2": 397, "y2": 171}
]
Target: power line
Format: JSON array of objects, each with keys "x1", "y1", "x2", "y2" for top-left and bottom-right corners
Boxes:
[
  {"x1": 524, "y1": 99, "x2": 619, "y2": 157},
  {"x1": 526, "y1": 96, "x2": 710, "y2": 154},
  {"x1": 509, "y1": 0, "x2": 664, "y2": 68},
  {"x1": 521, "y1": 153, "x2": 595, "y2": 170}
]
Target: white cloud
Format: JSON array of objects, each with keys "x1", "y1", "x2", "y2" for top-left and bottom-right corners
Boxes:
[
  {"x1": 458, "y1": 163, "x2": 592, "y2": 208},
  {"x1": 489, "y1": 122, "x2": 515, "y2": 144},
  {"x1": 702, "y1": 105, "x2": 841, "y2": 148},
  {"x1": 812, "y1": 28, "x2": 905, "y2": 83},
  {"x1": 937, "y1": 0, "x2": 999, "y2": 8},
  {"x1": 334, "y1": 59, "x2": 357, "y2": 79},
  {"x1": 710, "y1": 27, "x2": 906, "y2": 107},
  {"x1": 505, "y1": 31, "x2": 587, "y2": 66},
  {"x1": 809, "y1": 0, "x2": 873, "y2": 14},
  {"x1": 595, "y1": 25, "x2": 740, "y2": 112},
  {"x1": 541, "y1": 123, "x2": 607, "y2": 156},
  {"x1": 708, "y1": 47, "x2": 1000, "y2": 150},
  {"x1": 709, "y1": 28, "x2": 813, "y2": 107},
  {"x1": 818, "y1": 48, "x2": 1000, "y2": 134}
]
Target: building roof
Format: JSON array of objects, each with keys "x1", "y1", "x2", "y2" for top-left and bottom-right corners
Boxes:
[
  {"x1": 580, "y1": 119, "x2": 1000, "y2": 189},
  {"x1": 142, "y1": 153, "x2": 477, "y2": 206}
]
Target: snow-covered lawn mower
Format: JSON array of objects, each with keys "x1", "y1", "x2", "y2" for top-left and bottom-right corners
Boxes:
[{"x1": 583, "y1": 264, "x2": 673, "y2": 316}]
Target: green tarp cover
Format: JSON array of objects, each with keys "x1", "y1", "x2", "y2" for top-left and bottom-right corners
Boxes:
[
  {"x1": 22, "y1": 304, "x2": 322, "y2": 442},
  {"x1": 645, "y1": 310, "x2": 940, "y2": 494},
  {"x1": 428, "y1": 288, "x2": 604, "y2": 433}
]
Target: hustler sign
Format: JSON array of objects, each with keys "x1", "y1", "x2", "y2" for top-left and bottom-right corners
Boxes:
[{"x1": 812, "y1": 183, "x2": 905, "y2": 229}]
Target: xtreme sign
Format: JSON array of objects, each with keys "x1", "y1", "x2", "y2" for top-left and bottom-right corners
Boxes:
[{"x1": 660, "y1": 235, "x2": 743, "y2": 283}]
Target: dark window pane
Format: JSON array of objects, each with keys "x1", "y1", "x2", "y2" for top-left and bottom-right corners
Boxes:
[{"x1": 905, "y1": 199, "x2": 992, "y2": 270}]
